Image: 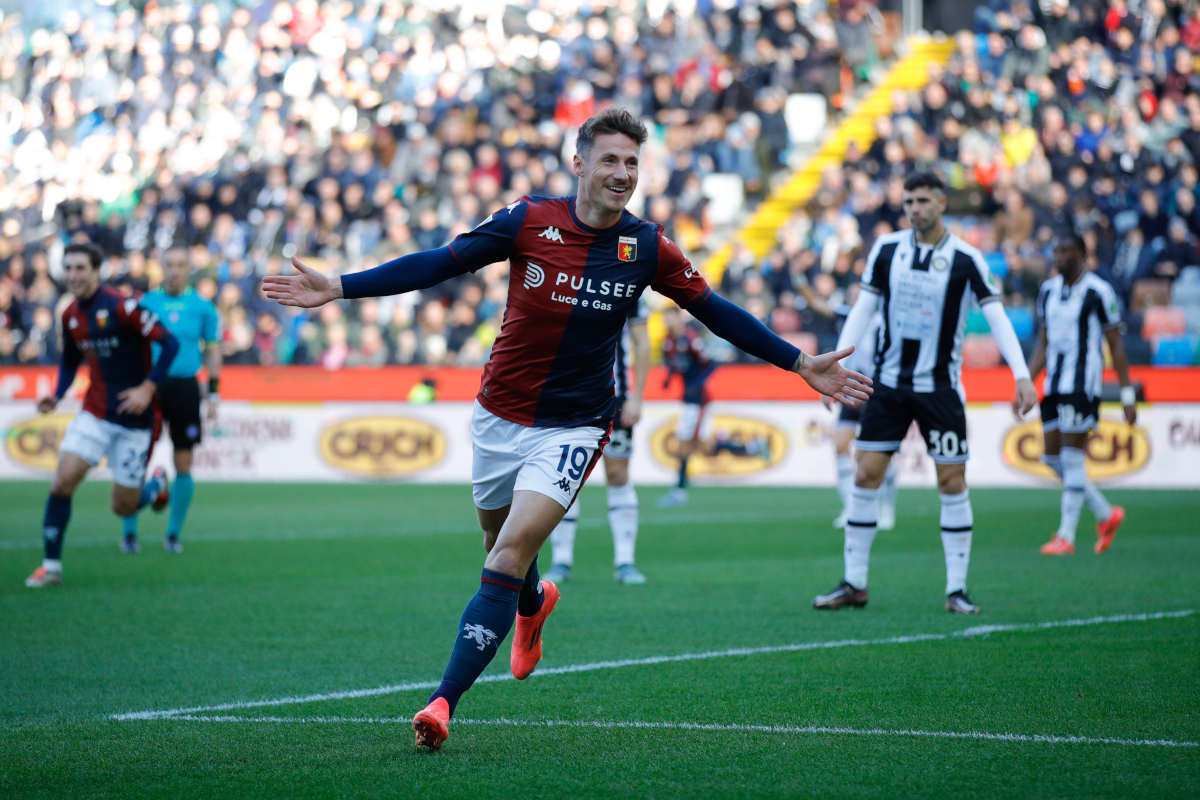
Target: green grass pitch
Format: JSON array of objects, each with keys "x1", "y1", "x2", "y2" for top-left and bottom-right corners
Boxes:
[{"x1": 0, "y1": 481, "x2": 1197, "y2": 798}]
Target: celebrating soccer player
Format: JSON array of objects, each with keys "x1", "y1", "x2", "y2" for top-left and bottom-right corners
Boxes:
[
  {"x1": 1026, "y1": 235, "x2": 1134, "y2": 556},
  {"x1": 656, "y1": 305, "x2": 717, "y2": 508},
  {"x1": 119, "y1": 246, "x2": 222, "y2": 553},
  {"x1": 263, "y1": 109, "x2": 872, "y2": 751},
  {"x1": 544, "y1": 295, "x2": 651, "y2": 586},
  {"x1": 25, "y1": 243, "x2": 180, "y2": 587},
  {"x1": 812, "y1": 172, "x2": 1037, "y2": 615}
]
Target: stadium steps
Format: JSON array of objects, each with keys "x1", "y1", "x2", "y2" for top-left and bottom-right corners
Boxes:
[{"x1": 702, "y1": 36, "x2": 956, "y2": 287}]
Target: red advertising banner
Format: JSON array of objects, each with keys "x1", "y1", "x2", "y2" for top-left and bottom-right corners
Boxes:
[{"x1": 2, "y1": 365, "x2": 1199, "y2": 403}]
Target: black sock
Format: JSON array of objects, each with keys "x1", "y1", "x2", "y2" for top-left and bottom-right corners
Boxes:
[
  {"x1": 517, "y1": 555, "x2": 544, "y2": 617},
  {"x1": 43, "y1": 494, "x2": 71, "y2": 561},
  {"x1": 677, "y1": 455, "x2": 689, "y2": 489}
]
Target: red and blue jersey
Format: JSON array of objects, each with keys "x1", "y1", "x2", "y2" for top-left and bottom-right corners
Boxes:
[
  {"x1": 662, "y1": 326, "x2": 715, "y2": 405},
  {"x1": 59, "y1": 286, "x2": 177, "y2": 430},
  {"x1": 448, "y1": 195, "x2": 712, "y2": 428}
]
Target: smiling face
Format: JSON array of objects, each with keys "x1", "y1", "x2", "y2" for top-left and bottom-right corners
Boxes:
[
  {"x1": 63, "y1": 250, "x2": 100, "y2": 300},
  {"x1": 573, "y1": 132, "x2": 640, "y2": 222}
]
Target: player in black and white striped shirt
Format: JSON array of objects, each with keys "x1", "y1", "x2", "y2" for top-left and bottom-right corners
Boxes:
[
  {"x1": 813, "y1": 173, "x2": 1037, "y2": 614},
  {"x1": 1027, "y1": 235, "x2": 1136, "y2": 556}
]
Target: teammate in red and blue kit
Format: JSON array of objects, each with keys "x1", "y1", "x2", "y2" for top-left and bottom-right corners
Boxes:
[
  {"x1": 264, "y1": 109, "x2": 872, "y2": 751},
  {"x1": 657, "y1": 305, "x2": 717, "y2": 508},
  {"x1": 25, "y1": 242, "x2": 180, "y2": 587}
]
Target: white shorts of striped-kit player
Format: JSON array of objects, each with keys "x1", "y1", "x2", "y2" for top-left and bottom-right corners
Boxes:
[
  {"x1": 470, "y1": 401, "x2": 607, "y2": 511},
  {"x1": 59, "y1": 410, "x2": 153, "y2": 489}
]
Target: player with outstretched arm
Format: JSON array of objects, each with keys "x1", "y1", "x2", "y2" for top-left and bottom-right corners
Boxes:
[
  {"x1": 263, "y1": 109, "x2": 872, "y2": 751},
  {"x1": 25, "y1": 242, "x2": 180, "y2": 587},
  {"x1": 812, "y1": 172, "x2": 1037, "y2": 615}
]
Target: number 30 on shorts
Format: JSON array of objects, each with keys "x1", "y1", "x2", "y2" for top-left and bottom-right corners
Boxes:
[
  {"x1": 927, "y1": 429, "x2": 966, "y2": 458},
  {"x1": 556, "y1": 445, "x2": 590, "y2": 481}
]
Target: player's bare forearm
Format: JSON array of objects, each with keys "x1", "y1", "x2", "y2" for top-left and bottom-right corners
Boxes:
[
  {"x1": 1105, "y1": 327, "x2": 1132, "y2": 387},
  {"x1": 1106, "y1": 327, "x2": 1137, "y2": 424},
  {"x1": 1026, "y1": 327, "x2": 1048, "y2": 381},
  {"x1": 204, "y1": 342, "x2": 223, "y2": 380},
  {"x1": 631, "y1": 323, "x2": 651, "y2": 403}
]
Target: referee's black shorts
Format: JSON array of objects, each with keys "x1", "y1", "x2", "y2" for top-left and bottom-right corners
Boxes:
[{"x1": 159, "y1": 377, "x2": 203, "y2": 451}]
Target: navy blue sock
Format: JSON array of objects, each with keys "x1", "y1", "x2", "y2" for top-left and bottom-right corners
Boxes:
[
  {"x1": 677, "y1": 455, "x2": 689, "y2": 489},
  {"x1": 517, "y1": 555, "x2": 544, "y2": 617},
  {"x1": 429, "y1": 568, "x2": 522, "y2": 717},
  {"x1": 43, "y1": 494, "x2": 71, "y2": 561}
]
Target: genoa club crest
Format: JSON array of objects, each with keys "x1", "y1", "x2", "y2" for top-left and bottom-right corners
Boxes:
[{"x1": 618, "y1": 236, "x2": 637, "y2": 262}]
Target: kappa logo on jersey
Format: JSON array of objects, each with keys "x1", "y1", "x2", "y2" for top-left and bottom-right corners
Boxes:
[
  {"x1": 68, "y1": 317, "x2": 78, "y2": 330},
  {"x1": 525, "y1": 262, "x2": 546, "y2": 289},
  {"x1": 539, "y1": 226, "x2": 564, "y2": 243},
  {"x1": 555, "y1": 477, "x2": 572, "y2": 492},
  {"x1": 462, "y1": 623, "x2": 498, "y2": 651},
  {"x1": 618, "y1": 235, "x2": 637, "y2": 262}
]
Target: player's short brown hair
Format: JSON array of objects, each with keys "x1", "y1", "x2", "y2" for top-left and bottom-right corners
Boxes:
[
  {"x1": 576, "y1": 108, "x2": 648, "y2": 159},
  {"x1": 63, "y1": 242, "x2": 104, "y2": 269}
]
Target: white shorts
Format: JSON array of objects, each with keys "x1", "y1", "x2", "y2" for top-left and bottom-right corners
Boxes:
[
  {"x1": 60, "y1": 410, "x2": 153, "y2": 489},
  {"x1": 471, "y1": 401, "x2": 608, "y2": 511},
  {"x1": 674, "y1": 403, "x2": 711, "y2": 443}
]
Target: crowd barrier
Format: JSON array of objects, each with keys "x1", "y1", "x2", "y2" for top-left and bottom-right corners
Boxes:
[{"x1": 2, "y1": 366, "x2": 1198, "y2": 488}]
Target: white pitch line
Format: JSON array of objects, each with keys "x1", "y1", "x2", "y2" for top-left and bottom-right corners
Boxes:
[
  {"x1": 109, "y1": 609, "x2": 1195, "y2": 721},
  {"x1": 146, "y1": 715, "x2": 1200, "y2": 749}
]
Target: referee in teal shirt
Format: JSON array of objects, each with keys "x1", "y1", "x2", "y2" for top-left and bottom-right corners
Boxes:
[{"x1": 121, "y1": 247, "x2": 222, "y2": 553}]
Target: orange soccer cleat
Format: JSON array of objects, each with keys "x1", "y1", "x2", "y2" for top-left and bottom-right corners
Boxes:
[
  {"x1": 412, "y1": 697, "x2": 451, "y2": 751},
  {"x1": 24, "y1": 566, "x2": 62, "y2": 588},
  {"x1": 510, "y1": 579, "x2": 560, "y2": 680},
  {"x1": 1040, "y1": 535, "x2": 1075, "y2": 556},
  {"x1": 1095, "y1": 505, "x2": 1125, "y2": 554}
]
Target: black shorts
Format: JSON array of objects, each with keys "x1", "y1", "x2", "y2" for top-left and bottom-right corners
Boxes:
[
  {"x1": 1040, "y1": 392, "x2": 1099, "y2": 435},
  {"x1": 159, "y1": 377, "x2": 203, "y2": 451},
  {"x1": 857, "y1": 383, "x2": 969, "y2": 464},
  {"x1": 836, "y1": 401, "x2": 862, "y2": 427},
  {"x1": 608, "y1": 399, "x2": 633, "y2": 460}
]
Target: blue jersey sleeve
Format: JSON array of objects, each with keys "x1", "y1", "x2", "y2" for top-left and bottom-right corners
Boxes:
[{"x1": 447, "y1": 198, "x2": 529, "y2": 271}]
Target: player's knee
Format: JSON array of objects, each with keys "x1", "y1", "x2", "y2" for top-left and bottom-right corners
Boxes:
[
  {"x1": 938, "y1": 471, "x2": 967, "y2": 495},
  {"x1": 111, "y1": 497, "x2": 138, "y2": 517},
  {"x1": 854, "y1": 460, "x2": 886, "y2": 487},
  {"x1": 482, "y1": 530, "x2": 499, "y2": 553}
]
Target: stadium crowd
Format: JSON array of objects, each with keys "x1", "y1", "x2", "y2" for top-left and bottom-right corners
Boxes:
[
  {"x1": 0, "y1": 0, "x2": 880, "y2": 369},
  {"x1": 4, "y1": 0, "x2": 1198, "y2": 373},
  {"x1": 731, "y1": 0, "x2": 1200, "y2": 367}
]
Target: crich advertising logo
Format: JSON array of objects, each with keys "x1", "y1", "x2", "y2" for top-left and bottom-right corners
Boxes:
[
  {"x1": 1003, "y1": 418, "x2": 1150, "y2": 480},
  {"x1": 649, "y1": 415, "x2": 787, "y2": 476},
  {"x1": 4, "y1": 414, "x2": 75, "y2": 471},
  {"x1": 319, "y1": 416, "x2": 447, "y2": 476}
]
